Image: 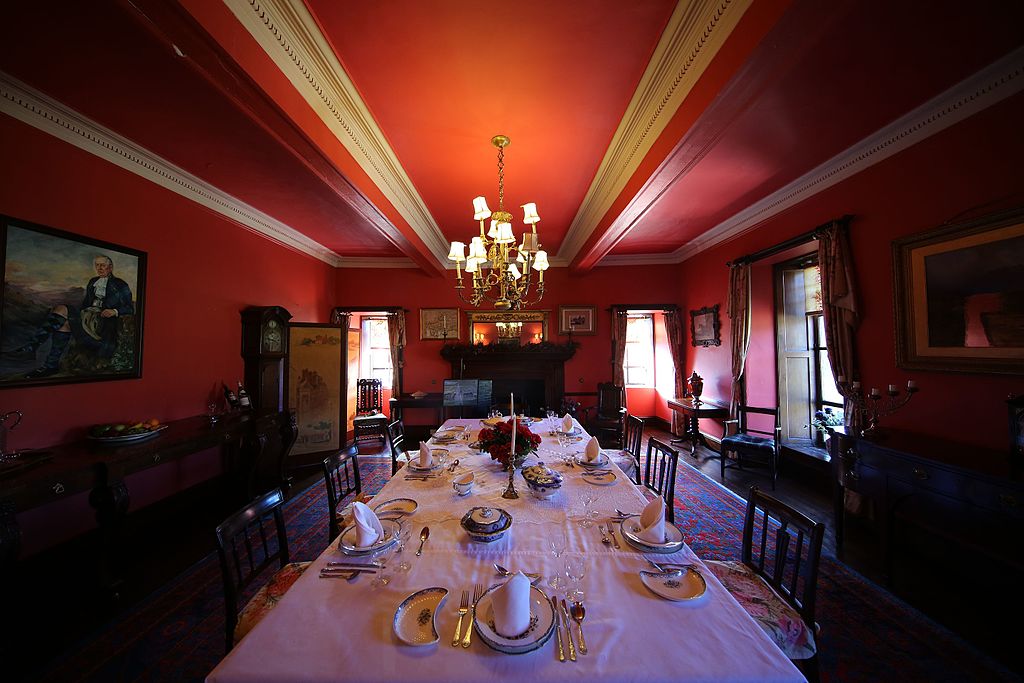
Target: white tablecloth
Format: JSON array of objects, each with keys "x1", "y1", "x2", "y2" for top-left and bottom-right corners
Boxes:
[{"x1": 208, "y1": 418, "x2": 804, "y2": 683}]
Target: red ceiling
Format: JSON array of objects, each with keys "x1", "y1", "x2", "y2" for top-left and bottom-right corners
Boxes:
[{"x1": 1, "y1": 0, "x2": 1022, "y2": 268}]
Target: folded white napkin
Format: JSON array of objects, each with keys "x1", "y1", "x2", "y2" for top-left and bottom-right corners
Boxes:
[
  {"x1": 351, "y1": 501, "x2": 384, "y2": 548},
  {"x1": 561, "y1": 414, "x2": 574, "y2": 432},
  {"x1": 418, "y1": 441, "x2": 432, "y2": 468},
  {"x1": 492, "y1": 572, "x2": 531, "y2": 637},
  {"x1": 584, "y1": 436, "x2": 601, "y2": 462},
  {"x1": 637, "y1": 497, "x2": 666, "y2": 545}
]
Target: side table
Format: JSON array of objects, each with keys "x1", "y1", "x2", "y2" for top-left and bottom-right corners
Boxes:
[{"x1": 667, "y1": 397, "x2": 728, "y2": 454}]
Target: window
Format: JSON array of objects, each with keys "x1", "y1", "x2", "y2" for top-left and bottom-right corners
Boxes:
[
  {"x1": 624, "y1": 315, "x2": 654, "y2": 386},
  {"x1": 360, "y1": 317, "x2": 393, "y2": 389}
]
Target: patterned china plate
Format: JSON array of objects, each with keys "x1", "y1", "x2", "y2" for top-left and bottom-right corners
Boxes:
[
  {"x1": 574, "y1": 452, "x2": 610, "y2": 468},
  {"x1": 472, "y1": 583, "x2": 556, "y2": 654},
  {"x1": 553, "y1": 426, "x2": 581, "y2": 436},
  {"x1": 619, "y1": 515, "x2": 685, "y2": 553},
  {"x1": 581, "y1": 470, "x2": 618, "y2": 486},
  {"x1": 639, "y1": 568, "x2": 708, "y2": 603},
  {"x1": 88, "y1": 425, "x2": 168, "y2": 443},
  {"x1": 338, "y1": 519, "x2": 401, "y2": 555},
  {"x1": 372, "y1": 498, "x2": 418, "y2": 516},
  {"x1": 393, "y1": 587, "x2": 448, "y2": 646}
]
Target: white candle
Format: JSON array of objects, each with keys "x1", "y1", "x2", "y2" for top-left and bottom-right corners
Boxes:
[
  {"x1": 837, "y1": 375, "x2": 846, "y2": 384},
  {"x1": 851, "y1": 381, "x2": 861, "y2": 391},
  {"x1": 888, "y1": 384, "x2": 898, "y2": 393},
  {"x1": 907, "y1": 380, "x2": 917, "y2": 390},
  {"x1": 870, "y1": 387, "x2": 881, "y2": 397},
  {"x1": 510, "y1": 393, "x2": 516, "y2": 458}
]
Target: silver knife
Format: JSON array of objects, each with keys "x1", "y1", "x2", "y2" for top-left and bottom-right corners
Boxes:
[
  {"x1": 607, "y1": 524, "x2": 621, "y2": 549},
  {"x1": 559, "y1": 599, "x2": 577, "y2": 661},
  {"x1": 551, "y1": 595, "x2": 565, "y2": 662}
]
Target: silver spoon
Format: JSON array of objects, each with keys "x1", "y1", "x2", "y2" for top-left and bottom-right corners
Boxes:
[
  {"x1": 416, "y1": 526, "x2": 429, "y2": 556},
  {"x1": 570, "y1": 601, "x2": 588, "y2": 655},
  {"x1": 616, "y1": 508, "x2": 638, "y2": 517},
  {"x1": 597, "y1": 525, "x2": 612, "y2": 546},
  {"x1": 493, "y1": 563, "x2": 542, "y2": 584}
]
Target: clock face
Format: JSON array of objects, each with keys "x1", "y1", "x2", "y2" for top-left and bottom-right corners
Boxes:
[{"x1": 262, "y1": 319, "x2": 283, "y2": 353}]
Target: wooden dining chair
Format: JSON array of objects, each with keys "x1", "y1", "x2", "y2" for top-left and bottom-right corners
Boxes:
[
  {"x1": 721, "y1": 404, "x2": 781, "y2": 489},
  {"x1": 583, "y1": 382, "x2": 627, "y2": 448},
  {"x1": 623, "y1": 414, "x2": 645, "y2": 484},
  {"x1": 386, "y1": 418, "x2": 416, "y2": 475},
  {"x1": 641, "y1": 437, "x2": 679, "y2": 523},
  {"x1": 705, "y1": 486, "x2": 825, "y2": 681},
  {"x1": 353, "y1": 378, "x2": 388, "y2": 447},
  {"x1": 322, "y1": 448, "x2": 362, "y2": 543},
  {"x1": 215, "y1": 488, "x2": 310, "y2": 653}
]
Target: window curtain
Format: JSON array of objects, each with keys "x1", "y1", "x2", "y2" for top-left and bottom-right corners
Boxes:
[
  {"x1": 816, "y1": 220, "x2": 861, "y2": 431},
  {"x1": 663, "y1": 310, "x2": 686, "y2": 436},
  {"x1": 611, "y1": 310, "x2": 629, "y2": 395},
  {"x1": 727, "y1": 262, "x2": 751, "y2": 420},
  {"x1": 386, "y1": 311, "x2": 406, "y2": 397}
]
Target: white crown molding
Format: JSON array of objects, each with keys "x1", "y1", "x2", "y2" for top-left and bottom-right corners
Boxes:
[
  {"x1": 556, "y1": 0, "x2": 752, "y2": 263},
  {"x1": 337, "y1": 256, "x2": 417, "y2": 269},
  {"x1": 608, "y1": 46, "x2": 1024, "y2": 266},
  {"x1": 225, "y1": 0, "x2": 450, "y2": 267},
  {"x1": 598, "y1": 252, "x2": 683, "y2": 267},
  {"x1": 0, "y1": 72, "x2": 346, "y2": 266},
  {"x1": 672, "y1": 46, "x2": 1024, "y2": 262}
]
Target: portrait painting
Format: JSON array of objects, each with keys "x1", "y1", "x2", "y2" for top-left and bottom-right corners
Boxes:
[
  {"x1": 558, "y1": 305, "x2": 596, "y2": 335},
  {"x1": 690, "y1": 305, "x2": 721, "y2": 347},
  {"x1": 288, "y1": 323, "x2": 343, "y2": 456},
  {"x1": 420, "y1": 308, "x2": 459, "y2": 340},
  {"x1": 894, "y1": 208, "x2": 1024, "y2": 374},
  {"x1": 0, "y1": 216, "x2": 146, "y2": 388}
]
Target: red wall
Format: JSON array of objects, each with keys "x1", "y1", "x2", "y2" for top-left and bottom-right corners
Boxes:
[
  {"x1": 680, "y1": 92, "x2": 1024, "y2": 455},
  {"x1": 1, "y1": 117, "x2": 336, "y2": 553},
  {"x1": 334, "y1": 264, "x2": 683, "y2": 419}
]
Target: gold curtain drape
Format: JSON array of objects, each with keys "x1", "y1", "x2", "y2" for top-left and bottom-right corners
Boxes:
[
  {"x1": 816, "y1": 220, "x2": 861, "y2": 431},
  {"x1": 611, "y1": 310, "x2": 629, "y2": 408},
  {"x1": 663, "y1": 310, "x2": 686, "y2": 435},
  {"x1": 386, "y1": 311, "x2": 406, "y2": 397},
  {"x1": 727, "y1": 262, "x2": 751, "y2": 420}
]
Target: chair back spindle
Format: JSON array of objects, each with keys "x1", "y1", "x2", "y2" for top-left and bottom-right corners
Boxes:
[
  {"x1": 322, "y1": 450, "x2": 362, "y2": 542},
  {"x1": 642, "y1": 438, "x2": 679, "y2": 523}
]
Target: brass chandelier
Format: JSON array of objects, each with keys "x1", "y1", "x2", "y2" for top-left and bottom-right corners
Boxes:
[{"x1": 447, "y1": 135, "x2": 549, "y2": 310}]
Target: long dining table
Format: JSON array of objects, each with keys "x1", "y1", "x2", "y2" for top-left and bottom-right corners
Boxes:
[{"x1": 207, "y1": 418, "x2": 804, "y2": 683}]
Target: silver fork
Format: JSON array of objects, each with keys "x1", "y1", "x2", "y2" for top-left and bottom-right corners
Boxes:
[
  {"x1": 452, "y1": 589, "x2": 469, "y2": 647},
  {"x1": 461, "y1": 584, "x2": 483, "y2": 648}
]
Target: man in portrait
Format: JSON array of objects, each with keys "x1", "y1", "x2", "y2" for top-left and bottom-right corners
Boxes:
[{"x1": 7, "y1": 254, "x2": 134, "y2": 378}]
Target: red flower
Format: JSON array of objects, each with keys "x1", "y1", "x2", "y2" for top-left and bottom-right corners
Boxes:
[{"x1": 477, "y1": 417, "x2": 540, "y2": 468}]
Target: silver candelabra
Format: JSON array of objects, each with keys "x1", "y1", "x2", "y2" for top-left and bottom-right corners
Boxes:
[{"x1": 836, "y1": 377, "x2": 918, "y2": 436}]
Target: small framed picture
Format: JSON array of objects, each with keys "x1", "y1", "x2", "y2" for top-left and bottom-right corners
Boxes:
[
  {"x1": 690, "y1": 305, "x2": 721, "y2": 347},
  {"x1": 420, "y1": 308, "x2": 459, "y2": 340},
  {"x1": 558, "y1": 305, "x2": 596, "y2": 335}
]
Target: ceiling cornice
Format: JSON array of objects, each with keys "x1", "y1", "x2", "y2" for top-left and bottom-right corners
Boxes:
[
  {"x1": 556, "y1": 0, "x2": 752, "y2": 264},
  {"x1": 224, "y1": 0, "x2": 450, "y2": 267},
  {"x1": 336, "y1": 256, "x2": 417, "y2": 269},
  {"x1": 0, "y1": 71, "x2": 344, "y2": 266},
  {"x1": 606, "y1": 46, "x2": 1024, "y2": 267}
]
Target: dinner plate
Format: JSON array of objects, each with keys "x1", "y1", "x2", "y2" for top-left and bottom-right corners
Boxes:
[
  {"x1": 575, "y1": 452, "x2": 610, "y2": 468},
  {"x1": 88, "y1": 424, "x2": 168, "y2": 443},
  {"x1": 407, "y1": 457, "x2": 445, "y2": 472},
  {"x1": 554, "y1": 426, "x2": 581, "y2": 436},
  {"x1": 441, "y1": 424, "x2": 467, "y2": 431},
  {"x1": 639, "y1": 568, "x2": 708, "y2": 603},
  {"x1": 372, "y1": 498, "x2": 418, "y2": 516},
  {"x1": 481, "y1": 417, "x2": 504, "y2": 427},
  {"x1": 619, "y1": 515, "x2": 685, "y2": 553},
  {"x1": 393, "y1": 587, "x2": 448, "y2": 646},
  {"x1": 338, "y1": 519, "x2": 401, "y2": 555},
  {"x1": 581, "y1": 470, "x2": 617, "y2": 486},
  {"x1": 472, "y1": 584, "x2": 556, "y2": 654}
]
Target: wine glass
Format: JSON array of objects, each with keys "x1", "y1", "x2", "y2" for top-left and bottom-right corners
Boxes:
[
  {"x1": 548, "y1": 528, "x2": 568, "y2": 590},
  {"x1": 578, "y1": 492, "x2": 598, "y2": 528},
  {"x1": 395, "y1": 528, "x2": 413, "y2": 573},
  {"x1": 371, "y1": 543, "x2": 397, "y2": 589},
  {"x1": 565, "y1": 556, "x2": 586, "y2": 603}
]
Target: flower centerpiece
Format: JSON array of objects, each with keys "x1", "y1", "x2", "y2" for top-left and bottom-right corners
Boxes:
[{"x1": 478, "y1": 416, "x2": 541, "y2": 499}]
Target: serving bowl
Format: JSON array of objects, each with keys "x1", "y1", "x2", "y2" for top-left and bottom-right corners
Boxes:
[
  {"x1": 460, "y1": 506, "x2": 512, "y2": 543},
  {"x1": 520, "y1": 462, "x2": 563, "y2": 500}
]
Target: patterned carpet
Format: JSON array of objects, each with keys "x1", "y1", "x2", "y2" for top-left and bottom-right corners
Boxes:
[{"x1": 33, "y1": 454, "x2": 1017, "y2": 682}]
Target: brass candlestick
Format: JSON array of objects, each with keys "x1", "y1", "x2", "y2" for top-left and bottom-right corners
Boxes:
[
  {"x1": 837, "y1": 377, "x2": 919, "y2": 436},
  {"x1": 501, "y1": 463, "x2": 520, "y2": 499}
]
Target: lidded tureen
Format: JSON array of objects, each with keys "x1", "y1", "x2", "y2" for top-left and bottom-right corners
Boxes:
[{"x1": 520, "y1": 462, "x2": 564, "y2": 499}]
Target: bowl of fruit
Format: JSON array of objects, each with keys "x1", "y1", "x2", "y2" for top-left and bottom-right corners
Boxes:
[{"x1": 88, "y1": 418, "x2": 165, "y2": 443}]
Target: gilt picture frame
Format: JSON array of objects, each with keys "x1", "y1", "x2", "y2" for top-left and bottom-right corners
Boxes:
[
  {"x1": 0, "y1": 215, "x2": 147, "y2": 388},
  {"x1": 690, "y1": 305, "x2": 721, "y2": 347},
  {"x1": 893, "y1": 208, "x2": 1024, "y2": 374},
  {"x1": 288, "y1": 323, "x2": 344, "y2": 457},
  {"x1": 420, "y1": 308, "x2": 459, "y2": 340},
  {"x1": 558, "y1": 305, "x2": 596, "y2": 335}
]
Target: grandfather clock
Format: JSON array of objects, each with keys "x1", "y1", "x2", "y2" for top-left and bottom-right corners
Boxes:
[{"x1": 241, "y1": 306, "x2": 292, "y2": 412}]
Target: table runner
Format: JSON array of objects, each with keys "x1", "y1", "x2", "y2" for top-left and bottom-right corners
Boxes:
[{"x1": 208, "y1": 418, "x2": 803, "y2": 683}]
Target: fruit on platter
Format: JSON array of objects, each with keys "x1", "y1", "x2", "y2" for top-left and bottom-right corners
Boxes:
[{"x1": 90, "y1": 418, "x2": 161, "y2": 437}]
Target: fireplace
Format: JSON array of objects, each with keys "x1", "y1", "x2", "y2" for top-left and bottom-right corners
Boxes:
[{"x1": 440, "y1": 344, "x2": 576, "y2": 416}]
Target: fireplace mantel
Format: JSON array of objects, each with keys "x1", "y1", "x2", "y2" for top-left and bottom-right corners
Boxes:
[{"x1": 440, "y1": 343, "x2": 576, "y2": 414}]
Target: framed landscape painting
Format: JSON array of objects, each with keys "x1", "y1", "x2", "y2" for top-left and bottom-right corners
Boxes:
[
  {"x1": 558, "y1": 305, "x2": 596, "y2": 335},
  {"x1": 0, "y1": 216, "x2": 146, "y2": 388},
  {"x1": 690, "y1": 305, "x2": 721, "y2": 347},
  {"x1": 420, "y1": 308, "x2": 459, "y2": 340},
  {"x1": 893, "y1": 208, "x2": 1024, "y2": 374},
  {"x1": 288, "y1": 323, "x2": 344, "y2": 457}
]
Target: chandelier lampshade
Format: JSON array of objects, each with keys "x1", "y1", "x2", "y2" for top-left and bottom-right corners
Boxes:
[{"x1": 448, "y1": 135, "x2": 548, "y2": 310}]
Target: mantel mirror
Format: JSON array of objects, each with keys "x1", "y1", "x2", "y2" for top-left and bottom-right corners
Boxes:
[{"x1": 466, "y1": 310, "x2": 548, "y2": 346}]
